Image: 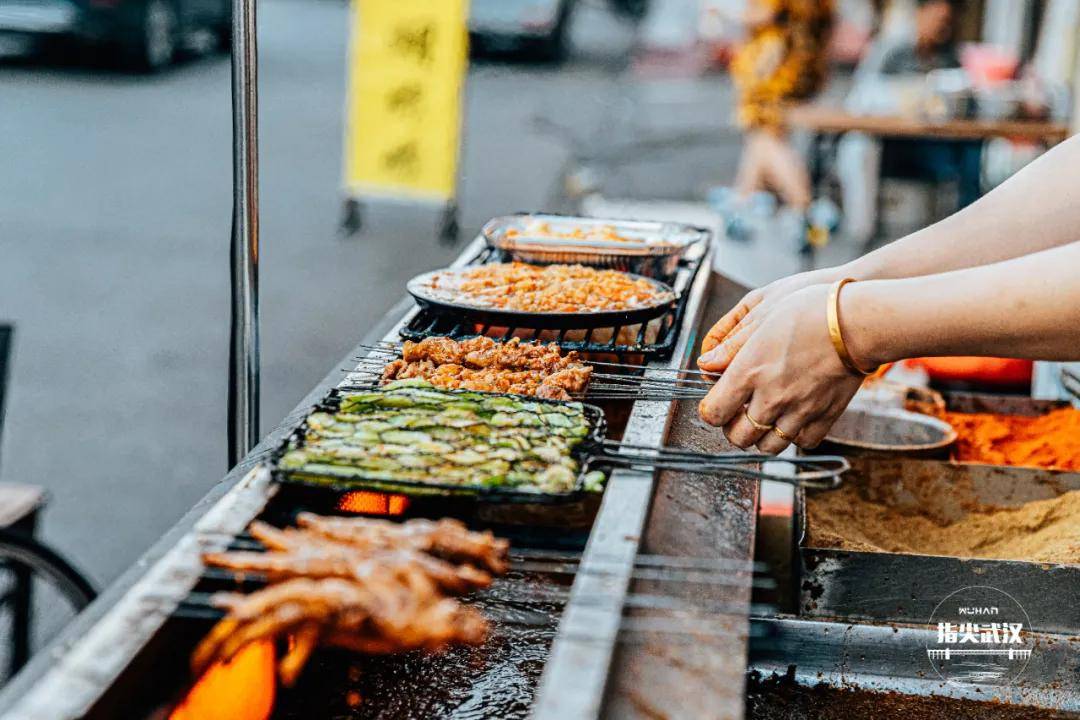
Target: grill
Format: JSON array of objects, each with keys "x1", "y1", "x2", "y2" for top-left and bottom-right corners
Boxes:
[
  {"x1": 0, "y1": 235, "x2": 751, "y2": 720},
  {"x1": 76, "y1": 479, "x2": 767, "y2": 720},
  {"x1": 6, "y1": 238, "x2": 1079, "y2": 720},
  {"x1": 399, "y1": 242, "x2": 708, "y2": 359},
  {"x1": 270, "y1": 386, "x2": 847, "y2": 504}
]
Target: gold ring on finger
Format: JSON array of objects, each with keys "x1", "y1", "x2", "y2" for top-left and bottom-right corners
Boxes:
[
  {"x1": 744, "y1": 408, "x2": 774, "y2": 432},
  {"x1": 772, "y1": 425, "x2": 794, "y2": 443}
]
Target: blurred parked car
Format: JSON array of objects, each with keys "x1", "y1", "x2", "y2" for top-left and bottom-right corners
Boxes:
[
  {"x1": 0, "y1": 0, "x2": 230, "y2": 71},
  {"x1": 469, "y1": 0, "x2": 576, "y2": 62}
]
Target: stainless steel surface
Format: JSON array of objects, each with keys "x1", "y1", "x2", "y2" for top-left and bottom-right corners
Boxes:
[
  {"x1": 483, "y1": 214, "x2": 708, "y2": 279},
  {"x1": 227, "y1": 0, "x2": 260, "y2": 468},
  {"x1": 531, "y1": 242, "x2": 715, "y2": 720},
  {"x1": 599, "y1": 275, "x2": 763, "y2": 720},
  {"x1": 0, "y1": 467, "x2": 277, "y2": 720},
  {"x1": 0, "y1": 292, "x2": 424, "y2": 719},
  {"x1": 749, "y1": 616, "x2": 1080, "y2": 713}
]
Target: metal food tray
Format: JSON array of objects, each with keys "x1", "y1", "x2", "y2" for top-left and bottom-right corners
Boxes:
[
  {"x1": 271, "y1": 388, "x2": 610, "y2": 504},
  {"x1": 792, "y1": 393, "x2": 1080, "y2": 635},
  {"x1": 482, "y1": 213, "x2": 709, "y2": 280},
  {"x1": 400, "y1": 242, "x2": 708, "y2": 359},
  {"x1": 794, "y1": 456, "x2": 1080, "y2": 633},
  {"x1": 406, "y1": 266, "x2": 677, "y2": 330}
]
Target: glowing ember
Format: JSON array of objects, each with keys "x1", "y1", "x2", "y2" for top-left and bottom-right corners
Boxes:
[
  {"x1": 170, "y1": 640, "x2": 276, "y2": 720},
  {"x1": 336, "y1": 490, "x2": 410, "y2": 516}
]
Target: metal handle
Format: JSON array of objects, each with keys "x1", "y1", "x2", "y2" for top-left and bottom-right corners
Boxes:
[
  {"x1": 1061, "y1": 366, "x2": 1080, "y2": 403},
  {"x1": 597, "y1": 441, "x2": 848, "y2": 490},
  {"x1": 227, "y1": 0, "x2": 260, "y2": 468}
]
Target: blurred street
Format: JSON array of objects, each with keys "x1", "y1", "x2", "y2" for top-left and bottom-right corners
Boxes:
[{"x1": 0, "y1": 0, "x2": 742, "y2": 585}]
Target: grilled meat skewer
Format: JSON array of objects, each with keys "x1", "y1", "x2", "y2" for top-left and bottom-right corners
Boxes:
[
  {"x1": 203, "y1": 545, "x2": 492, "y2": 595},
  {"x1": 383, "y1": 337, "x2": 593, "y2": 400},
  {"x1": 191, "y1": 575, "x2": 488, "y2": 683},
  {"x1": 295, "y1": 514, "x2": 510, "y2": 574},
  {"x1": 191, "y1": 513, "x2": 508, "y2": 688}
]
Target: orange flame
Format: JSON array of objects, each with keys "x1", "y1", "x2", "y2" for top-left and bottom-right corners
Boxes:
[
  {"x1": 170, "y1": 641, "x2": 276, "y2": 720},
  {"x1": 336, "y1": 490, "x2": 410, "y2": 516}
]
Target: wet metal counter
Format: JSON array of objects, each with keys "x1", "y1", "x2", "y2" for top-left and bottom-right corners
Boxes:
[{"x1": 0, "y1": 235, "x2": 763, "y2": 720}]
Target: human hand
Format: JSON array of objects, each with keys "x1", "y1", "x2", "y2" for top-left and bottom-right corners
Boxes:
[
  {"x1": 698, "y1": 284, "x2": 865, "y2": 453},
  {"x1": 698, "y1": 267, "x2": 843, "y2": 373}
]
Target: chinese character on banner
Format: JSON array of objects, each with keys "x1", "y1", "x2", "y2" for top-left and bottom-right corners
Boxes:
[{"x1": 342, "y1": 0, "x2": 468, "y2": 238}]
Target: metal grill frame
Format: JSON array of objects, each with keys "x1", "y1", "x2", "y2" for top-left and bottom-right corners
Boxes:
[{"x1": 399, "y1": 242, "x2": 708, "y2": 359}]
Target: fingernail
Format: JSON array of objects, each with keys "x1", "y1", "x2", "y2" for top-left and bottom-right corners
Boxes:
[
  {"x1": 698, "y1": 348, "x2": 719, "y2": 365},
  {"x1": 698, "y1": 399, "x2": 715, "y2": 424}
]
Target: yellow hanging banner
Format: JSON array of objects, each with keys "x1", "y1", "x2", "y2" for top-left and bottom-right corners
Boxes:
[{"x1": 344, "y1": 0, "x2": 469, "y2": 203}]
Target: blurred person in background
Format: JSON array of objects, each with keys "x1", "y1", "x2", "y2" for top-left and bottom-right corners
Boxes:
[
  {"x1": 874, "y1": 0, "x2": 981, "y2": 206},
  {"x1": 873, "y1": 0, "x2": 959, "y2": 74},
  {"x1": 838, "y1": 0, "x2": 981, "y2": 244},
  {"x1": 718, "y1": 0, "x2": 836, "y2": 251}
]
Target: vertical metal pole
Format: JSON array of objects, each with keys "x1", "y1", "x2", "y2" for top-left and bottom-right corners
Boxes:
[{"x1": 228, "y1": 0, "x2": 259, "y2": 468}]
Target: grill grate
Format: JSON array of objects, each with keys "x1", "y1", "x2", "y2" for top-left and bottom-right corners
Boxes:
[{"x1": 399, "y1": 244, "x2": 708, "y2": 360}]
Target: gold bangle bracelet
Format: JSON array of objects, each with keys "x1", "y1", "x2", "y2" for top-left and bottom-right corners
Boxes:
[{"x1": 827, "y1": 278, "x2": 875, "y2": 377}]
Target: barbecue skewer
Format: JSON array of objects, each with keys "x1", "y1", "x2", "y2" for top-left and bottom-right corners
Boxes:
[
  {"x1": 343, "y1": 360, "x2": 714, "y2": 385},
  {"x1": 352, "y1": 342, "x2": 720, "y2": 378},
  {"x1": 198, "y1": 562, "x2": 773, "y2": 591},
  {"x1": 342, "y1": 362, "x2": 716, "y2": 390},
  {"x1": 339, "y1": 372, "x2": 712, "y2": 401},
  {"x1": 275, "y1": 451, "x2": 848, "y2": 490},
  {"x1": 213, "y1": 536, "x2": 766, "y2": 574},
  {"x1": 594, "y1": 441, "x2": 847, "y2": 488},
  {"x1": 174, "y1": 591, "x2": 775, "y2": 645},
  {"x1": 345, "y1": 339, "x2": 721, "y2": 401},
  {"x1": 194, "y1": 568, "x2": 776, "y2": 612}
]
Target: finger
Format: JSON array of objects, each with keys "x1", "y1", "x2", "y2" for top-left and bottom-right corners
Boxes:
[
  {"x1": 700, "y1": 292, "x2": 759, "y2": 354},
  {"x1": 755, "y1": 424, "x2": 793, "y2": 455},
  {"x1": 728, "y1": 392, "x2": 785, "y2": 448},
  {"x1": 793, "y1": 414, "x2": 841, "y2": 449},
  {"x1": 722, "y1": 405, "x2": 771, "y2": 449},
  {"x1": 698, "y1": 373, "x2": 752, "y2": 429},
  {"x1": 755, "y1": 409, "x2": 816, "y2": 454},
  {"x1": 700, "y1": 306, "x2": 747, "y2": 356},
  {"x1": 697, "y1": 321, "x2": 755, "y2": 372}
]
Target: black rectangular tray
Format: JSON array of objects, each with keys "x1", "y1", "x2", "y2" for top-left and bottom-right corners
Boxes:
[{"x1": 271, "y1": 387, "x2": 609, "y2": 505}]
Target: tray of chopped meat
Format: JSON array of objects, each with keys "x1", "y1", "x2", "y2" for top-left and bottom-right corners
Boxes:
[
  {"x1": 407, "y1": 262, "x2": 678, "y2": 329},
  {"x1": 483, "y1": 213, "x2": 708, "y2": 279}
]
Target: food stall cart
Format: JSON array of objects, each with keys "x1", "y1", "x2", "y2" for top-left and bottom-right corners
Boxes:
[
  {"x1": 0, "y1": 0, "x2": 1078, "y2": 716},
  {"x1": 0, "y1": 225, "x2": 1077, "y2": 718}
]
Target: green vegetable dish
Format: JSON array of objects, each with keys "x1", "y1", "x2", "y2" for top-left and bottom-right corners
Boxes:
[{"x1": 278, "y1": 379, "x2": 607, "y2": 495}]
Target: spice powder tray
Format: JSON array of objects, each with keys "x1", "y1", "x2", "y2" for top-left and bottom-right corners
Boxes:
[
  {"x1": 783, "y1": 390, "x2": 1080, "y2": 633},
  {"x1": 792, "y1": 454, "x2": 1080, "y2": 635}
]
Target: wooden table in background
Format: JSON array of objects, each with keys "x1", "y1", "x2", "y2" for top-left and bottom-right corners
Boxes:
[
  {"x1": 786, "y1": 105, "x2": 1071, "y2": 144},
  {"x1": 787, "y1": 105, "x2": 1071, "y2": 219}
]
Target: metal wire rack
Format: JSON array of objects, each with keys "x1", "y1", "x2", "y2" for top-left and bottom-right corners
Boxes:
[{"x1": 399, "y1": 242, "x2": 708, "y2": 360}]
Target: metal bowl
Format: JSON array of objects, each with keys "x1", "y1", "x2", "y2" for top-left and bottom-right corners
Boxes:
[
  {"x1": 483, "y1": 213, "x2": 709, "y2": 280},
  {"x1": 816, "y1": 406, "x2": 958, "y2": 458}
]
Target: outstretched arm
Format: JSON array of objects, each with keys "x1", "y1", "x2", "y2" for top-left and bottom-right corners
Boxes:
[
  {"x1": 844, "y1": 242, "x2": 1080, "y2": 364},
  {"x1": 844, "y1": 134, "x2": 1080, "y2": 282},
  {"x1": 700, "y1": 135, "x2": 1080, "y2": 367},
  {"x1": 698, "y1": 241, "x2": 1080, "y2": 454}
]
